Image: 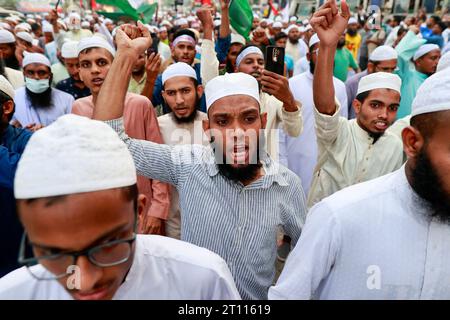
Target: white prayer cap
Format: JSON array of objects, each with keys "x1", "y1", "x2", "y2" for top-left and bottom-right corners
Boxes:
[
  {"x1": 161, "y1": 20, "x2": 172, "y2": 27},
  {"x1": 0, "y1": 22, "x2": 12, "y2": 30},
  {"x1": 43, "y1": 24, "x2": 54, "y2": 33},
  {"x1": 69, "y1": 12, "x2": 81, "y2": 20},
  {"x1": 348, "y1": 17, "x2": 358, "y2": 25},
  {"x1": 309, "y1": 33, "x2": 320, "y2": 48},
  {"x1": 81, "y1": 21, "x2": 91, "y2": 28},
  {"x1": 162, "y1": 62, "x2": 197, "y2": 84},
  {"x1": 61, "y1": 41, "x2": 79, "y2": 59},
  {"x1": 275, "y1": 16, "x2": 283, "y2": 22},
  {"x1": 235, "y1": 46, "x2": 264, "y2": 68},
  {"x1": 0, "y1": 29, "x2": 15, "y2": 43},
  {"x1": 22, "y1": 52, "x2": 51, "y2": 68},
  {"x1": 14, "y1": 114, "x2": 137, "y2": 199},
  {"x1": 103, "y1": 18, "x2": 113, "y2": 25},
  {"x1": 159, "y1": 26, "x2": 167, "y2": 32},
  {"x1": 205, "y1": 73, "x2": 260, "y2": 110},
  {"x1": 214, "y1": 20, "x2": 222, "y2": 27},
  {"x1": 15, "y1": 23, "x2": 32, "y2": 32},
  {"x1": 253, "y1": 13, "x2": 260, "y2": 19},
  {"x1": 77, "y1": 36, "x2": 116, "y2": 57},
  {"x1": 267, "y1": 19, "x2": 274, "y2": 25},
  {"x1": 369, "y1": 45, "x2": 398, "y2": 61},
  {"x1": 413, "y1": 44, "x2": 440, "y2": 61},
  {"x1": 290, "y1": 16, "x2": 297, "y2": 22},
  {"x1": 85, "y1": 15, "x2": 94, "y2": 22},
  {"x1": 302, "y1": 19, "x2": 309, "y2": 25},
  {"x1": 298, "y1": 26, "x2": 306, "y2": 32},
  {"x1": 284, "y1": 24, "x2": 299, "y2": 34},
  {"x1": 16, "y1": 32, "x2": 33, "y2": 44},
  {"x1": 27, "y1": 19, "x2": 36, "y2": 24},
  {"x1": 411, "y1": 70, "x2": 450, "y2": 117},
  {"x1": 356, "y1": 72, "x2": 402, "y2": 96},
  {"x1": 436, "y1": 51, "x2": 450, "y2": 73},
  {"x1": 187, "y1": 16, "x2": 196, "y2": 22},
  {"x1": 304, "y1": 24, "x2": 312, "y2": 31},
  {"x1": 230, "y1": 33, "x2": 246, "y2": 45},
  {"x1": 273, "y1": 22, "x2": 283, "y2": 29},
  {"x1": 260, "y1": 18, "x2": 267, "y2": 24},
  {"x1": 175, "y1": 18, "x2": 188, "y2": 26},
  {"x1": 26, "y1": 14, "x2": 35, "y2": 19},
  {"x1": 0, "y1": 75, "x2": 15, "y2": 99}
]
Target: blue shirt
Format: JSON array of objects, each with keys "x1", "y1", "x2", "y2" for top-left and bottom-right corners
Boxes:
[
  {"x1": 106, "y1": 118, "x2": 306, "y2": 300},
  {"x1": 0, "y1": 125, "x2": 32, "y2": 277},
  {"x1": 56, "y1": 77, "x2": 91, "y2": 100}
]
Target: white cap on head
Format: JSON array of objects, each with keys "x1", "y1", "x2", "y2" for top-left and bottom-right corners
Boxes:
[
  {"x1": 15, "y1": 23, "x2": 32, "y2": 32},
  {"x1": 187, "y1": 16, "x2": 195, "y2": 22},
  {"x1": 290, "y1": 16, "x2": 297, "y2": 22},
  {"x1": 369, "y1": 45, "x2": 398, "y2": 61},
  {"x1": 309, "y1": 33, "x2": 320, "y2": 48},
  {"x1": 0, "y1": 22, "x2": 12, "y2": 30},
  {"x1": 22, "y1": 52, "x2": 51, "y2": 68},
  {"x1": 304, "y1": 24, "x2": 312, "y2": 31},
  {"x1": 175, "y1": 18, "x2": 188, "y2": 26},
  {"x1": 81, "y1": 21, "x2": 91, "y2": 28},
  {"x1": 159, "y1": 26, "x2": 167, "y2": 32},
  {"x1": 0, "y1": 75, "x2": 15, "y2": 99},
  {"x1": 356, "y1": 72, "x2": 402, "y2": 96},
  {"x1": 231, "y1": 33, "x2": 246, "y2": 45},
  {"x1": 0, "y1": 29, "x2": 15, "y2": 43},
  {"x1": 411, "y1": 70, "x2": 450, "y2": 117},
  {"x1": 413, "y1": 44, "x2": 440, "y2": 61},
  {"x1": 267, "y1": 19, "x2": 274, "y2": 25},
  {"x1": 235, "y1": 46, "x2": 264, "y2": 68},
  {"x1": 205, "y1": 73, "x2": 260, "y2": 110},
  {"x1": 348, "y1": 17, "x2": 358, "y2": 25},
  {"x1": 436, "y1": 51, "x2": 450, "y2": 73},
  {"x1": 77, "y1": 36, "x2": 116, "y2": 57},
  {"x1": 162, "y1": 62, "x2": 197, "y2": 84},
  {"x1": 273, "y1": 21, "x2": 283, "y2": 29},
  {"x1": 14, "y1": 114, "x2": 137, "y2": 199},
  {"x1": 43, "y1": 23, "x2": 54, "y2": 33},
  {"x1": 103, "y1": 18, "x2": 113, "y2": 25},
  {"x1": 302, "y1": 19, "x2": 309, "y2": 25},
  {"x1": 61, "y1": 41, "x2": 79, "y2": 59},
  {"x1": 16, "y1": 31, "x2": 33, "y2": 44},
  {"x1": 284, "y1": 24, "x2": 299, "y2": 34},
  {"x1": 69, "y1": 12, "x2": 81, "y2": 20},
  {"x1": 213, "y1": 20, "x2": 222, "y2": 27}
]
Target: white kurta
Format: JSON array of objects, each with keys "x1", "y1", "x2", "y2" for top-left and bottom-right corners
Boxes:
[
  {"x1": 307, "y1": 102, "x2": 404, "y2": 207},
  {"x1": 285, "y1": 39, "x2": 308, "y2": 64},
  {"x1": 279, "y1": 71, "x2": 348, "y2": 197},
  {"x1": 0, "y1": 235, "x2": 241, "y2": 300},
  {"x1": 157, "y1": 112, "x2": 209, "y2": 239},
  {"x1": 269, "y1": 166, "x2": 450, "y2": 299}
]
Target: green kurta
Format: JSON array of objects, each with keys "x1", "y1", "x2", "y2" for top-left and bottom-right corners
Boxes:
[{"x1": 395, "y1": 31, "x2": 427, "y2": 119}]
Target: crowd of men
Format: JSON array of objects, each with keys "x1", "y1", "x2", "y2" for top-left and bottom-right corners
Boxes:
[{"x1": 0, "y1": 0, "x2": 449, "y2": 300}]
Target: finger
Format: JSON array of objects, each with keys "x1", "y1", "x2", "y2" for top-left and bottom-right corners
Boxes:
[
  {"x1": 322, "y1": 8, "x2": 333, "y2": 26},
  {"x1": 330, "y1": 0, "x2": 338, "y2": 15},
  {"x1": 340, "y1": 0, "x2": 351, "y2": 20},
  {"x1": 137, "y1": 21, "x2": 150, "y2": 38}
]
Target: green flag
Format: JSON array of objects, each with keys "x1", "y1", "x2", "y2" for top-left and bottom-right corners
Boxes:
[
  {"x1": 229, "y1": 0, "x2": 254, "y2": 40},
  {"x1": 96, "y1": 0, "x2": 156, "y2": 23}
]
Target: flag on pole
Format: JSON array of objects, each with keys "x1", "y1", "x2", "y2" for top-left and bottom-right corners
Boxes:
[
  {"x1": 95, "y1": 0, "x2": 157, "y2": 23},
  {"x1": 229, "y1": 0, "x2": 254, "y2": 40},
  {"x1": 280, "y1": 0, "x2": 290, "y2": 22}
]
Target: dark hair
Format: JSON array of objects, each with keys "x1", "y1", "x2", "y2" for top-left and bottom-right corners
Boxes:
[
  {"x1": 31, "y1": 23, "x2": 41, "y2": 32},
  {"x1": 355, "y1": 90, "x2": 371, "y2": 104},
  {"x1": 430, "y1": 15, "x2": 441, "y2": 23},
  {"x1": 435, "y1": 21, "x2": 447, "y2": 32},
  {"x1": 79, "y1": 47, "x2": 114, "y2": 61},
  {"x1": 410, "y1": 112, "x2": 448, "y2": 140},
  {"x1": 274, "y1": 32, "x2": 288, "y2": 42}
]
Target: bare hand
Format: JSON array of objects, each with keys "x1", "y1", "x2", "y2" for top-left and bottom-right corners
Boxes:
[
  {"x1": 196, "y1": 6, "x2": 214, "y2": 28},
  {"x1": 25, "y1": 123, "x2": 44, "y2": 132},
  {"x1": 261, "y1": 70, "x2": 296, "y2": 110},
  {"x1": 310, "y1": 0, "x2": 350, "y2": 47},
  {"x1": 116, "y1": 22, "x2": 152, "y2": 59},
  {"x1": 220, "y1": 0, "x2": 230, "y2": 11},
  {"x1": 139, "y1": 215, "x2": 165, "y2": 235},
  {"x1": 48, "y1": 9, "x2": 58, "y2": 24},
  {"x1": 145, "y1": 52, "x2": 162, "y2": 81}
]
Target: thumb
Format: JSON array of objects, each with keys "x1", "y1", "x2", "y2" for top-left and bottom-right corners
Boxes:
[{"x1": 340, "y1": 0, "x2": 351, "y2": 20}]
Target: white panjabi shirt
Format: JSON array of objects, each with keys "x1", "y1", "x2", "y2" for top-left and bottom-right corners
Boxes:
[
  {"x1": 0, "y1": 235, "x2": 241, "y2": 300},
  {"x1": 269, "y1": 166, "x2": 450, "y2": 299},
  {"x1": 279, "y1": 70, "x2": 348, "y2": 197}
]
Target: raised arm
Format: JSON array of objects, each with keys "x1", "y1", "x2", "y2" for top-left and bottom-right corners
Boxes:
[
  {"x1": 198, "y1": 7, "x2": 219, "y2": 85},
  {"x1": 93, "y1": 22, "x2": 152, "y2": 121},
  {"x1": 311, "y1": 0, "x2": 350, "y2": 116}
]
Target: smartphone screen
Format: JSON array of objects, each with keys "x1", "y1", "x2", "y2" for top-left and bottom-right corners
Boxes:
[{"x1": 265, "y1": 46, "x2": 285, "y2": 76}]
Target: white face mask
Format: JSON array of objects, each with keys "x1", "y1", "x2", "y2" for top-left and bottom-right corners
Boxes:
[{"x1": 25, "y1": 77, "x2": 50, "y2": 94}]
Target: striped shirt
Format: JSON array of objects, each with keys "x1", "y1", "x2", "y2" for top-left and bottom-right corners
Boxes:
[{"x1": 106, "y1": 118, "x2": 307, "y2": 300}]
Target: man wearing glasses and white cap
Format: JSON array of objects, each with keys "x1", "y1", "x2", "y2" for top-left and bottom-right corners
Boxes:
[{"x1": 0, "y1": 114, "x2": 240, "y2": 300}]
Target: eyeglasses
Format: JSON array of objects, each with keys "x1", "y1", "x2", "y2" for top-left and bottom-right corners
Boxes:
[{"x1": 18, "y1": 232, "x2": 136, "y2": 281}]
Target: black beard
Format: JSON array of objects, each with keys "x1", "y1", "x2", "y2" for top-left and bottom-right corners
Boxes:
[
  {"x1": 170, "y1": 109, "x2": 198, "y2": 124},
  {"x1": 210, "y1": 132, "x2": 265, "y2": 184},
  {"x1": 410, "y1": 148, "x2": 450, "y2": 223},
  {"x1": 3, "y1": 55, "x2": 20, "y2": 70},
  {"x1": 26, "y1": 87, "x2": 53, "y2": 109},
  {"x1": 0, "y1": 59, "x2": 6, "y2": 79},
  {"x1": 347, "y1": 29, "x2": 358, "y2": 36},
  {"x1": 309, "y1": 58, "x2": 315, "y2": 74},
  {"x1": 337, "y1": 39, "x2": 346, "y2": 48},
  {"x1": 289, "y1": 38, "x2": 299, "y2": 44}
]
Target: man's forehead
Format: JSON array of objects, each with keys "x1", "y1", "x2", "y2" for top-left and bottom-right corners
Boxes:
[
  {"x1": 175, "y1": 41, "x2": 195, "y2": 48},
  {"x1": 79, "y1": 47, "x2": 113, "y2": 61},
  {"x1": 164, "y1": 76, "x2": 195, "y2": 90},
  {"x1": 243, "y1": 53, "x2": 264, "y2": 60},
  {"x1": 366, "y1": 88, "x2": 401, "y2": 102},
  {"x1": 209, "y1": 95, "x2": 260, "y2": 115},
  {"x1": 24, "y1": 63, "x2": 50, "y2": 71}
]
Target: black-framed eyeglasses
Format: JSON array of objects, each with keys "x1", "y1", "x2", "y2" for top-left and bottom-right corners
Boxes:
[{"x1": 18, "y1": 232, "x2": 137, "y2": 281}]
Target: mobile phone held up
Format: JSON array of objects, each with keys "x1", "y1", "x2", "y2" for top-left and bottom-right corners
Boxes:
[{"x1": 265, "y1": 46, "x2": 285, "y2": 76}]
